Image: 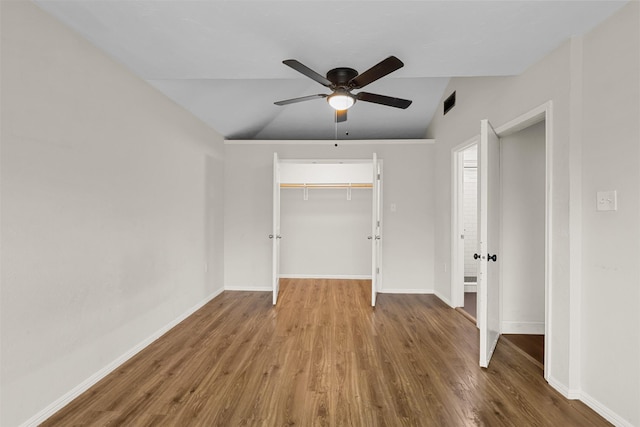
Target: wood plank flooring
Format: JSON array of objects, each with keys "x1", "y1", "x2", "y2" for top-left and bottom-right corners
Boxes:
[
  {"x1": 42, "y1": 279, "x2": 609, "y2": 426},
  {"x1": 503, "y1": 334, "x2": 545, "y2": 367}
]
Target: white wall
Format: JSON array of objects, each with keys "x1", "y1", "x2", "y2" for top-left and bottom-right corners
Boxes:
[
  {"x1": 280, "y1": 188, "x2": 371, "y2": 278},
  {"x1": 224, "y1": 143, "x2": 435, "y2": 293},
  {"x1": 426, "y1": 2, "x2": 639, "y2": 425},
  {"x1": 463, "y1": 146, "x2": 478, "y2": 280},
  {"x1": 580, "y1": 2, "x2": 640, "y2": 424},
  {"x1": 0, "y1": 2, "x2": 226, "y2": 426},
  {"x1": 500, "y1": 121, "x2": 545, "y2": 334}
]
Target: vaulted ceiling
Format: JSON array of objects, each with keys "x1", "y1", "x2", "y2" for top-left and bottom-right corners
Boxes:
[{"x1": 34, "y1": 1, "x2": 627, "y2": 140}]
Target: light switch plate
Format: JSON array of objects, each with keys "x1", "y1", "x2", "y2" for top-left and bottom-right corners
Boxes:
[{"x1": 597, "y1": 190, "x2": 617, "y2": 211}]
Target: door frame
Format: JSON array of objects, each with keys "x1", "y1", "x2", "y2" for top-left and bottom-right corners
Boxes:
[
  {"x1": 450, "y1": 101, "x2": 554, "y2": 379},
  {"x1": 272, "y1": 155, "x2": 382, "y2": 306}
]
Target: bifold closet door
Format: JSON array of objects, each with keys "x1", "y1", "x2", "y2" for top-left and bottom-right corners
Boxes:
[
  {"x1": 272, "y1": 152, "x2": 281, "y2": 305},
  {"x1": 371, "y1": 153, "x2": 382, "y2": 307}
]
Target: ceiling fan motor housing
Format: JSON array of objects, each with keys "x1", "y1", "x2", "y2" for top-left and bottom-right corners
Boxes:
[{"x1": 326, "y1": 67, "x2": 358, "y2": 88}]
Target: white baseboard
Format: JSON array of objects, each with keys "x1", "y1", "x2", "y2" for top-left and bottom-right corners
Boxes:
[
  {"x1": 433, "y1": 289, "x2": 453, "y2": 307},
  {"x1": 579, "y1": 391, "x2": 634, "y2": 427},
  {"x1": 279, "y1": 274, "x2": 372, "y2": 280},
  {"x1": 21, "y1": 288, "x2": 224, "y2": 427},
  {"x1": 379, "y1": 288, "x2": 434, "y2": 295},
  {"x1": 501, "y1": 321, "x2": 545, "y2": 334},
  {"x1": 224, "y1": 285, "x2": 271, "y2": 292},
  {"x1": 464, "y1": 283, "x2": 477, "y2": 292},
  {"x1": 547, "y1": 375, "x2": 572, "y2": 398},
  {"x1": 547, "y1": 376, "x2": 632, "y2": 427}
]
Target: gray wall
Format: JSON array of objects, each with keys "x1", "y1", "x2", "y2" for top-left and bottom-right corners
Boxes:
[
  {"x1": 280, "y1": 188, "x2": 372, "y2": 278},
  {"x1": 223, "y1": 143, "x2": 436, "y2": 293},
  {"x1": 426, "y1": 2, "x2": 639, "y2": 425},
  {"x1": 1, "y1": 2, "x2": 226, "y2": 425},
  {"x1": 500, "y1": 121, "x2": 546, "y2": 333}
]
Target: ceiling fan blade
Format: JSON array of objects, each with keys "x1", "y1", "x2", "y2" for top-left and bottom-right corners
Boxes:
[
  {"x1": 335, "y1": 109, "x2": 347, "y2": 123},
  {"x1": 356, "y1": 92, "x2": 412, "y2": 109},
  {"x1": 274, "y1": 94, "x2": 327, "y2": 106},
  {"x1": 283, "y1": 59, "x2": 333, "y2": 87},
  {"x1": 349, "y1": 56, "x2": 404, "y2": 89}
]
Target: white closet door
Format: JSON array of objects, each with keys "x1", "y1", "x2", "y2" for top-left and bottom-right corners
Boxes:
[
  {"x1": 272, "y1": 152, "x2": 281, "y2": 305},
  {"x1": 478, "y1": 120, "x2": 501, "y2": 367},
  {"x1": 371, "y1": 153, "x2": 382, "y2": 306}
]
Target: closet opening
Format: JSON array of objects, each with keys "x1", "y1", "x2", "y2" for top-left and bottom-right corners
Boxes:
[{"x1": 272, "y1": 155, "x2": 382, "y2": 306}]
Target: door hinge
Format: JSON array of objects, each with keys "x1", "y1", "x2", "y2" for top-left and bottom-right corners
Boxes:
[
  {"x1": 377, "y1": 173, "x2": 381, "y2": 180},
  {"x1": 376, "y1": 267, "x2": 380, "y2": 274}
]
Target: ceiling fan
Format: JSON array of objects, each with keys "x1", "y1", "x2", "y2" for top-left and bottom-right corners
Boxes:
[{"x1": 274, "y1": 56, "x2": 412, "y2": 122}]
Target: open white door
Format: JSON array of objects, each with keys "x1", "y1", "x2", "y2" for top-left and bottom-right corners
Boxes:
[
  {"x1": 478, "y1": 120, "x2": 501, "y2": 367},
  {"x1": 272, "y1": 152, "x2": 281, "y2": 305},
  {"x1": 371, "y1": 153, "x2": 382, "y2": 306}
]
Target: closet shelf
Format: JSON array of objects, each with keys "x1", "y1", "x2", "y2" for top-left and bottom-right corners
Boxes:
[{"x1": 280, "y1": 183, "x2": 373, "y2": 189}]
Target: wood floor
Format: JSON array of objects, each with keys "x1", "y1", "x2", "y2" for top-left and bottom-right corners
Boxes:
[
  {"x1": 461, "y1": 292, "x2": 545, "y2": 367},
  {"x1": 42, "y1": 279, "x2": 610, "y2": 426},
  {"x1": 503, "y1": 334, "x2": 545, "y2": 368}
]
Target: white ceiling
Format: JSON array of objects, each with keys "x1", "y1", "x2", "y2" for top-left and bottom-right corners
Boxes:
[{"x1": 34, "y1": 0, "x2": 627, "y2": 140}]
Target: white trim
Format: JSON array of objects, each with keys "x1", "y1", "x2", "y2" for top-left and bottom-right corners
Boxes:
[
  {"x1": 22, "y1": 288, "x2": 225, "y2": 427},
  {"x1": 224, "y1": 285, "x2": 272, "y2": 292},
  {"x1": 548, "y1": 376, "x2": 574, "y2": 398},
  {"x1": 225, "y1": 139, "x2": 435, "y2": 145},
  {"x1": 580, "y1": 391, "x2": 634, "y2": 427},
  {"x1": 434, "y1": 289, "x2": 453, "y2": 307},
  {"x1": 380, "y1": 288, "x2": 434, "y2": 295},
  {"x1": 547, "y1": 380, "x2": 635, "y2": 427},
  {"x1": 494, "y1": 103, "x2": 549, "y2": 136},
  {"x1": 279, "y1": 274, "x2": 371, "y2": 280},
  {"x1": 464, "y1": 283, "x2": 477, "y2": 293},
  {"x1": 568, "y1": 35, "x2": 583, "y2": 394},
  {"x1": 501, "y1": 321, "x2": 545, "y2": 334}
]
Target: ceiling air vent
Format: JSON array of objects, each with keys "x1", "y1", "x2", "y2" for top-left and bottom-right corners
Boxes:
[{"x1": 443, "y1": 91, "x2": 456, "y2": 115}]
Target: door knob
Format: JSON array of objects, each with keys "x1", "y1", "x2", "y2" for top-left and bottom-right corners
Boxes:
[
  {"x1": 276, "y1": 235, "x2": 282, "y2": 239},
  {"x1": 473, "y1": 253, "x2": 480, "y2": 260},
  {"x1": 375, "y1": 235, "x2": 381, "y2": 240},
  {"x1": 488, "y1": 254, "x2": 497, "y2": 262},
  {"x1": 269, "y1": 234, "x2": 274, "y2": 239},
  {"x1": 367, "y1": 236, "x2": 372, "y2": 240}
]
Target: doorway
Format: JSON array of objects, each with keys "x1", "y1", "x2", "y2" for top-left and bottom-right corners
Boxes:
[
  {"x1": 451, "y1": 102, "x2": 553, "y2": 377},
  {"x1": 499, "y1": 120, "x2": 546, "y2": 368},
  {"x1": 461, "y1": 145, "x2": 479, "y2": 320}
]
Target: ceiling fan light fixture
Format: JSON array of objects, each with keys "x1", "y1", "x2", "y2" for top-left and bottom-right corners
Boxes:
[{"x1": 327, "y1": 91, "x2": 355, "y2": 110}]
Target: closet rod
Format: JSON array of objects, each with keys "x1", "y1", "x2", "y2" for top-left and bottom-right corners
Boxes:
[{"x1": 280, "y1": 183, "x2": 373, "y2": 189}]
